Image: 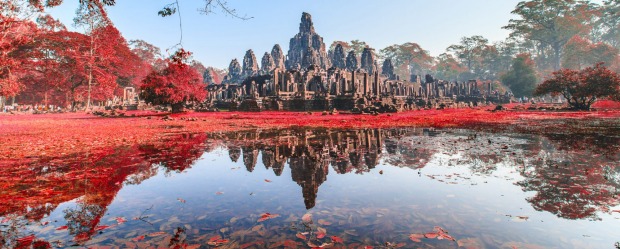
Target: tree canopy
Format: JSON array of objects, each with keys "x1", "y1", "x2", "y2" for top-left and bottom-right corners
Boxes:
[
  {"x1": 535, "y1": 63, "x2": 620, "y2": 110},
  {"x1": 140, "y1": 49, "x2": 206, "y2": 113},
  {"x1": 501, "y1": 54, "x2": 538, "y2": 98}
]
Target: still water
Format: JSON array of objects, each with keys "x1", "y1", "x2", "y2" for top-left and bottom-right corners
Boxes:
[{"x1": 1, "y1": 128, "x2": 619, "y2": 248}]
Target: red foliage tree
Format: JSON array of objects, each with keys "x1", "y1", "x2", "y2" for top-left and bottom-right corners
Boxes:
[
  {"x1": 535, "y1": 63, "x2": 620, "y2": 110},
  {"x1": 563, "y1": 35, "x2": 619, "y2": 70},
  {"x1": 0, "y1": 15, "x2": 39, "y2": 101},
  {"x1": 140, "y1": 49, "x2": 206, "y2": 113},
  {"x1": 22, "y1": 25, "x2": 139, "y2": 109}
]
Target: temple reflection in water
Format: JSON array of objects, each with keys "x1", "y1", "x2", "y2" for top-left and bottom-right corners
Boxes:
[{"x1": 211, "y1": 128, "x2": 395, "y2": 208}]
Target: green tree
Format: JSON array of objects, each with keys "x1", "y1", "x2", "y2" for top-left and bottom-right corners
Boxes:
[
  {"x1": 503, "y1": 0, "x2": 598, "y2": 70},
  {"x1": 350, "y1": 40, "x2": 369, "y2": 55},
  {"x1": 592, "y1": 0, "x2": 620, "y2": 49},
  {"x1": 380, "y1": 42, "x2": 433, "y2": 79},
  {"x1": 501, "y1": 54, "x2": 538, "y2": 97},
  {"x1": 447, "y1": 35, "x2": 489, "y2": 73},
  {"x1": 328, "y1": 41, "x2": 352, "y2": 53},
  {"x1": 432, "y1": 53, "x2": 466, "y2": 81}
]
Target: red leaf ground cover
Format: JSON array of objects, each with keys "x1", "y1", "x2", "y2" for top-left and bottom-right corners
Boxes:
[{"x1": 2, "y1": 107, "x2": 619, "y2": 165}]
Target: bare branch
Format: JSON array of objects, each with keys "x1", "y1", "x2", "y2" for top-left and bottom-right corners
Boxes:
[{"x1": 197, "y1": 0, "x2": 253, "y2": 20}]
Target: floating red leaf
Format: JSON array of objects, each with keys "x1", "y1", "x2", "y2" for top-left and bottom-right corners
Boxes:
[
  {"x1": 94, "y1": 225, "x2": 112, "y2": 231},
  {"x1": 330, "y1": 235, "x2": 344, "y2": 244},
  {"x1": 257, "y1": 212, "x2": 280, "y2": 222},
  {"x1": 132, "y1": 235, "x2": 145, "y2": 241},
  {"x1": 318, "y1": 219, "x2": 332, "y2": 226},
  {"x1": 317, "y1": 227, "x2": 327, "y2": 239},
  {"x1": 296, "y1": 232, "x2": 307, "y2": 240},
  {"x1": 302, "y1": 213, "x2": 313, "y2": 224},
  {"x1": 409, "y1": 233, "x2": 424, "y2": 242},
  {"x1": 207, "y1": 235, "x2": 230, "y2": 246},
  {"x1": 16, "y1": 234, "x2": 35, "y2": 244},
  {"x1": 115, "y1": 217, "x2": 127, "y2": 224},
  {"x1": 148, "y1": 231, "x2": 167, "y2": 237},
  {"x1": 424, "y1": 232, "x2": 438, "y2": 239}
]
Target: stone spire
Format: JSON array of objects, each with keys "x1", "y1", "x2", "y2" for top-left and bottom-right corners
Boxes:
[
  {"x1": 302, "y1": 46, "x2": 321, "y2": 69},
  {"x1": 382, "y1": 59, "x2": 396, "y2": 80},
  {"x1": 242, "y1": 49, "x2": 258, "y2": 78},
  {"x1": 299, "y1": 12, "x2": 315, "y2": 33},
  {"x1": 271, "y1": 44, "x2": 285, "y2": 70},
  {"x1": 346, "y1": 51, "x2": 358, "y2": 71},
  {"x1": 222, "y1": 59, "x2": 242, "y2": 84},
  {"x1": 331, "y1": 44, "x2": 346, "y2": 69},
  {"x1": 286, "y1": 12, "x2": 330, "y2": 70},
  {"x1": 360, "y1": 47, "x2": 377, "y2": 74},
  {"x1": 261, "y1": 52, "x2": 275, "y2": 74},
  {"x1": 203, "y1": 68, "x2": 215, "y2": 84}
]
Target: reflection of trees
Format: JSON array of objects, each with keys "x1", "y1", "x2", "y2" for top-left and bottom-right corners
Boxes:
[
  {"x1": 0, "y1": 132, "x2": 209, "y2": 247},
  {"x1": 544, "y1": 133, "x2": 620, "y2": 161},
  {"x1": 517, "y1": 134, "x2": 620, "y2": 220},
  {"x1": 141, "y1": 133, "x2": 209, "y2": 173},
  {"x1": 64, "y1": 202, "x2": 106, "y2": 243}
]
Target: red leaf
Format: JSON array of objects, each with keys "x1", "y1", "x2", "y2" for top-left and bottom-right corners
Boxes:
[
  {"x1": 132, "y1": 235, "x2": 145, "y2": 241},
  {"x1": 318, "y1": 219, "x2": 332, "y2": 226},
  {"x1": 317, "y1": 227, "x2": 327, "y2": 239},
  {"x1": 302, "y1": 213, "x2": 313, "y2": 224},
  {"x1": 409, "y1": 233, "x2": 424, "y2": 242},
  {"x1": 16, "y1": 234, "x2": 35, "y2": 244},
  {"x1": 330, "y1": 236, "x2": 344, "y2": 244},
  {"x1": 148, "y1": 231, "x2": 167, "y2": 237},
  {"x1": 257, "y1": 212, "x2": 280, "y2": 222},
  {"x1": 115, "y1": 217, "x2": 127, "y2": 224},
  {"x1": 207, "y1": 235, "x2": 229, "y2": 246},
  {"x1": 56, "y1": 226, "x2": 68, "y2": 231},
  {"x1": 177, "y1": 198, "x2": 186, "y2": 203},
  {"x1": 264, "y1": 179, "x2": 272, "y2": 182},
  {"x1": 94, "y1": 225, "x2": 112, "y2": 231},
  {"x1": 424, "y1": 232, "x2": 438, "y2": 239},
  {"x1": 296, "y1": 232, "x2": 307, "y2": 240}
]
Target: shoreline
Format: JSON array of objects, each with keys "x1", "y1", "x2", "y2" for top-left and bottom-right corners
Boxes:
[{"x1": 2, "y1": 106, "x2": 620, "y2": 165}]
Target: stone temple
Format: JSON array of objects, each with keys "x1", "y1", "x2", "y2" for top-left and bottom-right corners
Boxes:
[{"x1": 206, "y1": 12, "x2": 511, "y2": 112}]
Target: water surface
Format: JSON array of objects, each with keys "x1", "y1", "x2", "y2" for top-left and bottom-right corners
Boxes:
[{"x1": 1, "y1": 128, "x2": 619, "y2": 248}]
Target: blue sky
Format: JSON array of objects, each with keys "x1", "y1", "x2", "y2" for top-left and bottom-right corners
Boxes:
[{"x1": 48, "y1": 0, "x2": 529, "y2": 69}]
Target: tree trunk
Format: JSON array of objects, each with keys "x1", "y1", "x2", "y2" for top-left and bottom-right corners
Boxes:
[
  {"x1": 85, "y1": 18, "x2": 95, "y2": 111},
  {"x1": 552, "y1": 43, "x2": 562, "y2": 71},
  {"x1": 171, "y1": 102, "x2": 184, "y2": 113}
]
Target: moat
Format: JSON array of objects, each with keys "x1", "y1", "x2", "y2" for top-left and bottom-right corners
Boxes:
[{"x1": 1, "y1": 128, "x2": 619, "y2": 248}]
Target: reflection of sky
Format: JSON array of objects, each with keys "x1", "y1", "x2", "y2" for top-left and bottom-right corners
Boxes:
[{"x1": 14, "y1": 129, "x2": 620, "y2": 248}]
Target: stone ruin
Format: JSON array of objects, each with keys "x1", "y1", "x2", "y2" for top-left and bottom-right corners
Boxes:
[
  {"x1": 286, "y1": 12, "x2": 330, "y2": 70},
  {"x1": 206, "y1": 13, "x2": 512, "y2": 112}
]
